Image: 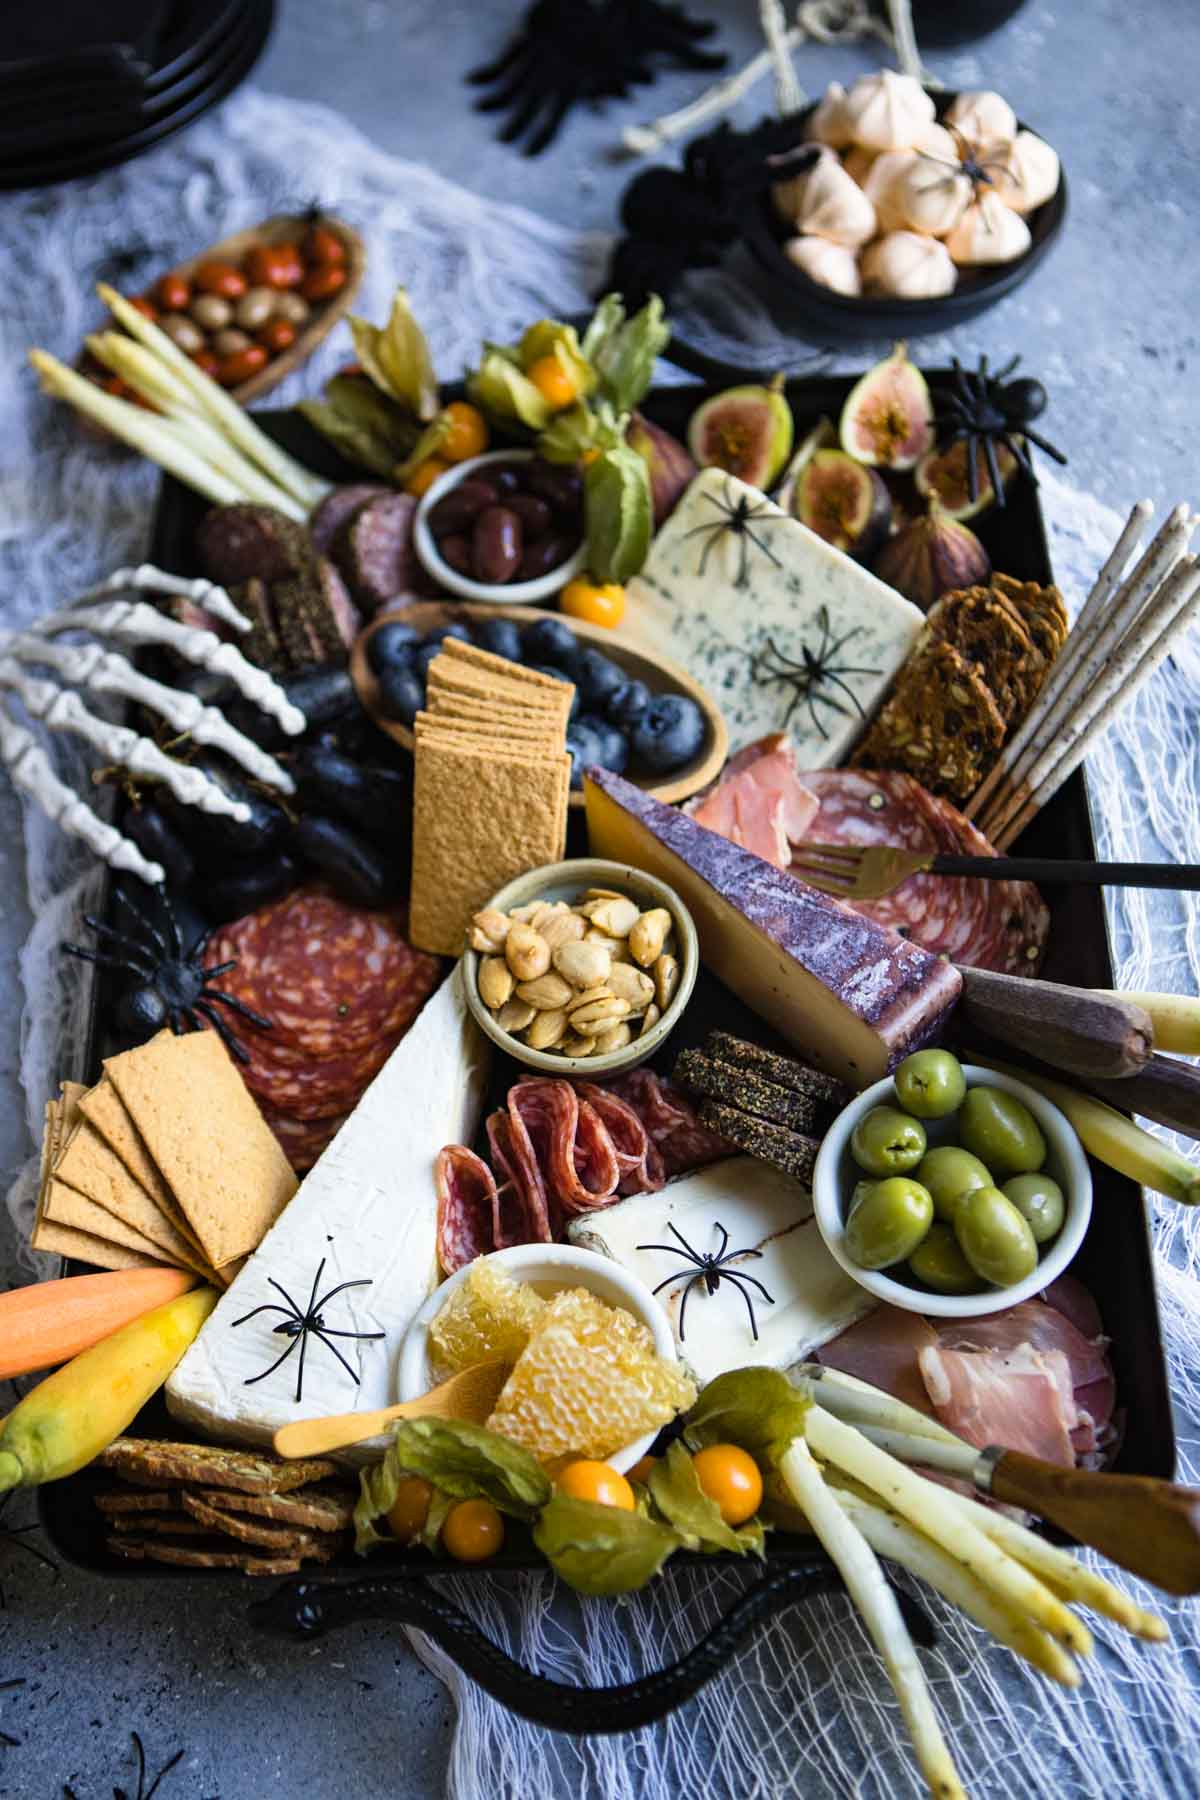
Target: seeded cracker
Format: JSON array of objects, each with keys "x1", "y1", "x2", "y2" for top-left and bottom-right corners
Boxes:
[
  {"x1": 991, "y1": 572, "x2": 1069, "y2": 660},
  {"x1": 179, "y1": 1491, "x2": 332, "y2": 1554},
  {"x1": 697, "y1": 1099, "x2": 821, "y2": 1187},
  {"x1": 923, "y1": 585, "x2": 1044, "y2": 725},
  {"x1": 674, "y1": 1048, "x2": 841, "y2": 1137},
  {"x1": 96, "y1": 1436, "x2": 338, "y2": 1493},
  {"x1": 852, "y1": 638, "x2": 1006, "y2": 802}
]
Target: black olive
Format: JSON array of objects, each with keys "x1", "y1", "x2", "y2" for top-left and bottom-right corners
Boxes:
[
  {"x1": 294, "y1": 815, "x2": 394, "y2": 908},
  {"x1": 202, "y1": 853, "x2": 300, "y2": 924},
  {"x1": 162, "y1": 754, "x2": 288, "y2": 861},
  {"x1": 122, "y1": 806, "x2": 195, "y2": 889},
  {"x1": 295, "y1": 746, "x2": 411, "y2": 839},
  {"x1": 225, "y1": 665, "x2": 360, "y2": 750}
]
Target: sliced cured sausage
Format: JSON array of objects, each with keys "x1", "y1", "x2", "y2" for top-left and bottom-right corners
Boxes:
[
  {"x1": 309, "y1": 483, "x2": 391, "y2": 557},
  {"x1": 436, "y1": 1146, "x2": 499, "y2": 1274},
  {"x1": 343, "y1": 494, "x2": 418, "y2": 612}
]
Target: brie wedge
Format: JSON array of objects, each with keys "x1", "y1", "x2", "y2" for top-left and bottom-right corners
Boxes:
[
  {"x1": 568, "y1": 1157, "x2": 872, "y2": 1387},
  {"x1": 166, "y1": 966, "x2": 490, "y2": 1459}
]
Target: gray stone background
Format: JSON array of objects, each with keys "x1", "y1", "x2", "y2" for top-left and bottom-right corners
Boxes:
[{"x1": 1, "y1": 1, "x2": 1198, "y2": 1794}]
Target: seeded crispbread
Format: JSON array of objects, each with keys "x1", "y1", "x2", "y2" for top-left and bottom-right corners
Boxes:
[
  {"x1": 696, "y1": 1098, "x2": 820, "y2": 1187},
  {"x1": 179, "y1": 1491, "x2": 331, "y2": 1553},
  {"x1": 96, "y1": 1437, "x2": 338, "y2": 1495},
  {"x1": 94, "y1": 1489, "x2": 179, "y2": 1515},
  {"x1": 674, "y1": 1048, "x2": 840, "y2": 1137},
  {"x1": 192, "y1": 1484, "x2": 357, "y2": 1532},
  {"x1": 923, "y1": 585, "x2": 1044, "y2": 726},
  {"x1": 106, "y1": 1535, "x2": 336, "y2": 1575},
  {"x1": 991, "y1": 572, "x2": 1069, "y2": 660},
  {"x1": 851, "y1": 638, "x2": 1006, "y2": 802},
  {"x1": 704, "y1": 1033, "x2": 851, "y2": 1111},
  {"x1": 103, "y1": 1030, "x2": 297, "y2": 1268},
  {"x1": 107, "y1": 1512, "x2": 209, "y2": 1537}
]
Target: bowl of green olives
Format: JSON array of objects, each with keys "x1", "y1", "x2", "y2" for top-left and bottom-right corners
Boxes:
[{"x1": 812, "y1": 1052, "x2": 1092, "y2": 1318}]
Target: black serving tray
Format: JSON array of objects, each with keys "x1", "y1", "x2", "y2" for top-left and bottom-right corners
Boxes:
[{"x1": 37, "y1": 353, "x2": 1172, "y2": 1730}]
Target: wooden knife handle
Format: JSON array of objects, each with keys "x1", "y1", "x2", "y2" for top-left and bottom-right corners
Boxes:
[
  {"x1": 956, "y1": 967, "x2": 1154, "y2": 1080},
  {"x1": 989, "y1": 1452, "x2": 1200, "y2": 1594},
  {"x1": 1081, "y1": 1052, "x2": 1200, "y2": 1142},
  {"x1": 274, "y1": 1404, "x2": 406, "y2": 1459}
]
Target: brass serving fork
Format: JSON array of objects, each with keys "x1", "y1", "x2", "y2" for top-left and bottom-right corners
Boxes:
[{"x1": 791, "y1": 842, "x2": 1200, "y2": 902}]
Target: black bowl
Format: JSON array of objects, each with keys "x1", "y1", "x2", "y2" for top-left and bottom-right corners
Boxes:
[{"x1": 742, "y1": 90, "x2": 1067, "y2": 340}]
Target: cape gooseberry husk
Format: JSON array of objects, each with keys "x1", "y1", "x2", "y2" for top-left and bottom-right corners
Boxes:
[
  {"x1": 873, "y1": 501, "x2": 991, "y2": 611},
  {"x1": 687, "y1": 374, "x2": 794, "y2": 489},
  {"x1": 794, "y1": 449, "x2": 891, "y2": 559},
  {"x1": 839, "y1": 342, "x2": 934, "y2": 471},
  {"x1": 914, "y1": 438, "x2": 1019, "y2": 521}
]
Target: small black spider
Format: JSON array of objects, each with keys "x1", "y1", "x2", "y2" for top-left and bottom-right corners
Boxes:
[
  {"x1": 915, "y1": 127, "x2": 1016, "y2": 205},
  {"x1": 233, "y1": 1257, "x2": 385, "y2": 1406},
  {"x1": 63, "y1": 1731, "x2": 184, "y2": 1800},
  {"x1": 468, "y1": 0, "x2": 725, "y2": 156},
  {"x1": 932, "y1": 352, "x2": 1067, "y2": 507},
  {"x1": 637, "y1": 1220, "x2": 774, "y2": 1341},
  {"x1": 751, "y1": 607, "x2": 881, "y2": 741},
  {"x1": 62, "y1": 882, "x2": 272, "y2": 1065},
  {"x1": 681, "y1": 477, "x2": 785, "y2": 589}
]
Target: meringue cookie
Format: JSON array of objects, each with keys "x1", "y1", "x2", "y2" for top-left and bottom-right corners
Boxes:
[
  {"x1": 914, "y1": 121, "x2": 959, "y2": 163},
  {"x1": 859, "y1": 150, "x2": 921, "y2": 234},
  {"x1": 861, "y1": 231, "x2": 957, "y2": 298},
  {"x1": 943, "y1": 191, "x2": 1033, "y2": 265},
  {"x1": 983, "y1": 130, "x2": 1061, "y2": 214},
  {"x1": 894, "y1": 157, "x2": 972, "y2": 238},
  {"x1": 775, "y1": 146, "x2": 877, "y2": 246},
  {"x1": 945, "y1": 89, "x2": 1018, "y2": 149},
  {"x1": 842, "y1": 145, "x2": 879, "y2": 187},
  {"x1": 842, "y1": 69, "x2": 935, "y2": 151},
  {"x1": 783, "y1": 235, "x2": 862, "y2": 296},
  {"x1": 809, "y1": 81, "x2": 855, "y2": 149}
]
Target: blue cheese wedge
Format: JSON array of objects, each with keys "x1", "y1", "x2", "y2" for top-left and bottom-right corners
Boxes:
[
  {"x1": 568, "y1": 1157, "x2": 872, "y2": 1387},
  {"x1": 625, "y1": 467, "x2": 923, "y2": 763},
  {"x1": 165, "y1": 967, "x2": 490, "y2": 1460}
]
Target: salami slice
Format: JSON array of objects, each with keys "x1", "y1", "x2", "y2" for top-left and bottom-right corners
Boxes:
[
  {"x1": 486, "y1": 1106, "x2": 553, "y2": 1246},
  {"x1": 436, "y1": 1146, "x2": 499, "y2": 1274},
  {"x1": 343, "y1": 494, "x2": 418, "y2": 612},
  {"x1": 507, "y1": 1081, "x2": 621, "y2": 1217},
  {"x1": 574, "y1": 1082, "x2": 665, "y2": 1197},
  {"x1": 235, "y1": 1031, "x2": 398, "y2": 1121},
  {"x1": 606, "y1": 1070, "x2": 734, "y2": 1175},
  {"x1": 796, "y1": 768, "x2": 1049, "y2": 975},
  {"x1": 309, "y1": 483, "x2": 391, "y2": 558}
]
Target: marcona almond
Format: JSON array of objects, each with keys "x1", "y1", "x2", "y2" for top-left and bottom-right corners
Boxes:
[
  {"x1": 561, "y1": 1033, "x2": 596, "y2": 1057},
  {"x1": 478, "y1": 956, "x2": 514, "y2": 1010},
  {"x1": 505, "y1": 923, "x2": 550, "y2": 981},
  {"x1": 516, "y1": 972, "x2": 574, "y2": 1011},
  {"x1": 526, "y1": 1008, "x2": 569, "y2": 1050},
  {"x1": 496, "y1": 997, "x2": 537, "y2": 1033},
  {"x1": 654, "y1": 952, "x2": 680, "y2": 1010},
  {"x1": 584, "y1": 887, "x2": 625, "y2": 902},
  {"x1": 583, "y1": 928, "x2": 631, "y2": 964},
  {"x1": 607, "y1": 963, "x2": 655, "y2": 1010},
  {"x1": 508, "y1": 902, "x2": 542, "y2": 922},
  {"x1": 529, "y1": 900, "x2": 569, "y2": 933},
  {"x1": 470, "y1": 909, "x2": 511, "y2": 954},
  {"x1": 541, "y1": 911, "x2": 586, "y2": 951},
  {"x1": 591, "y1": 1021, "x2": 632, "y2": 1054},
  {"x1": 554, "y1": 940, "x2": 610, "y2": 989},
  {"x1": 569, "y1": 995, "x2": 630, "y2": 1032},
  {"x1": 628, "y1": 907, "x2": 671, "y2": 967},
  {"x1": 571, "y1": 984, "x2": 615, "y2": 1008},
  {"x1": 584, "y1": 895, "x2": 639, "y2": 937},
  {"x1": 639, "y1": 1002, "x2": 661, "y2": 1039}
]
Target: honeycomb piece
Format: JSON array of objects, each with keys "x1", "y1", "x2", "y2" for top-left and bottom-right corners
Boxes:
[
  {"x1": 486, "y1": 1287, "x2": 696, "y2": 1465},
  {"x1": 428, "y1": 1259, "x2": 546, "y2": 1378}
]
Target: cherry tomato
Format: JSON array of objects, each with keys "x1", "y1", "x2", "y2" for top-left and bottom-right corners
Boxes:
[
  {"x1": 155, "y1": 273, "x2": 190, "y2": 312},
  {"x1": 258, "y1": 318, "x2": 297, "y2": 354},
  {"x1": 245, "y1": 243, "x2": 304, "y2": 289},
  {"x1": 385, "y1": 1475, "x2": 433, "y2": 1543},
  {"x1": 439, "y1": 401, "x2": 489, "y2": 464},
  {"x1": 692, "y1": 1444, "x2": 762, "y2": 1527},
  {"x1": 627, "y1": 1456, "x2": 657, "y2": 1485},
  {"x1": 301, "y1": 262, "x2": 348, "y2": 303},
  {"x1": 129, "y1": 294, "x2": 159, "y2": 320},
  {"x1": 193, "y1": 260, "x2": 247, "y2": 300},
  {"x1": 191, "y1": 348, "x2": 220, "y2": 378},
  {"x1": 442, "y1": 1499, "x2": 504, "y2": 1563},
  {"x1": 560, "y1": 577, "x2": 626, "y2": 629},
  {"x1": 216, "y1": 344, "x2": 269, "y2": 387},
  {"x1": 525, "y1": 354, "x2": 579, "y2": 412},
  {"x1": 98, "y1": 374, "x2": 131, "y2": 399},
  {"x1": 303, "y1": 222, "x2": 347, "y2": 265},
  {"x1": 556, "y1": 1460, "x2": 636, "y2": 1511},
  {"x1": 404, "y1": 456, "x2": 450, "y2": 498}
]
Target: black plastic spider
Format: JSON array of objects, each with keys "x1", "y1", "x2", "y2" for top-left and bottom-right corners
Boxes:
[
  {"x1": 751, "y1": 607, "x2": 881, "y2": 741},
  {"x1": 637, "y1": 1220, "x2": 774, "y2": 1341},
  {"x1": 62, "y1": 882, "x2": 272, "y2": 1065},
  {"x1": 681, "y1": 478, "x2": 784, "y2": 588},
  {"x1": 63, "y1": 1731, "x2": 184, "y2": 1800},
  {"x1": 932, "y1": 353, "x2": 1067, "y2": 507},
  {"x1": 468, "y1": 0, "x2": 725, "y2": 156},
  {"x1": 916, "y1": 129, "x2": 1016, "y2": 204},
  {"x1": 233, "y1": 1257, "x2": 385, "y2": 1406}
]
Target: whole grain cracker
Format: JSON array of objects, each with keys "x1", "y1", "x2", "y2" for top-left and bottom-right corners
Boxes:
[
  {"x1": 992, "y1": 572, "x2": 1069, "y2": 660},
  {"x1": 924, "y1": 585, "x2": 1043, "y2": 725},
  {"x1": 96, "y1": 1437, "x2": 338, "y2": 1494},
  {"x1": 94, "y1": 1489, "x2": 179, "y2": 1515},
  {"x1": 193, "y1": 1485, "x2": 356, "y2": 1532},
  {"x1": 107, "y1": 1512, "x2": 209, "y2": 1537},
  {"x1": 105, "y1": 1536, "x2": 331, "y2": 1575},
  {"x1": 852, "y1": 638, "x2": 1006, "y2": 801},
  {"x1": 180, "y1": 1490, "x2": 327, "y2": 1553}
]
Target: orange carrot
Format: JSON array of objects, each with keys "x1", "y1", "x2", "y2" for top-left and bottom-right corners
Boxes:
[{"x1": 0, "y1": 1267, "x2": 198, "y2": 1379}]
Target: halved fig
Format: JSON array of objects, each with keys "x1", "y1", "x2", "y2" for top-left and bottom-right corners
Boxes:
[
  {"x1": 794, "y1": 449, "x2": 892, "y2": 559},
  {"x1": 839, "y1": 342, "x2": 933, "y2": 471},
  {"x1": 687, "y1": 374, "x2": 794, "y2": 489},
  {"x1": 873, "y1": 501, "x2": 990, "y2": 611},
  {"x1": 914, "y1": 438, "x2": 1019, "y2": 520}
]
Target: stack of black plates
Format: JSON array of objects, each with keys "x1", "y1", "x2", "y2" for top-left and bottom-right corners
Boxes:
[{"x1": 0, "y1": 0, "x2": 273, "y2": 190}]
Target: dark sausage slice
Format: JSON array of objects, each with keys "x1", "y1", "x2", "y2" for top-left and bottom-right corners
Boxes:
[
  {"x1": 196, "y1": 504, "x2": 309, "y2": 585},
  {"x1": 317, "y1": 557, "x2": 362, "y2": 649},
  {"x1": 309, "y1": 483, "x2": 391, "y2": 557},
  {"x1": 343, "y1": 494, "x2": 418, "y2": 611}
]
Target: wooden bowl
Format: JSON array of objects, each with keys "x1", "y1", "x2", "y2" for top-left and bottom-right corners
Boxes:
[{"x1": 350, "y1": 600, "x2": 728, "y2": 810}]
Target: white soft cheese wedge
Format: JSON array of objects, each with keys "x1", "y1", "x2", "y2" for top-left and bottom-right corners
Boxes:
[
  {"x1": 568, "y1": 1157, "x2": 872, "y2": 1387},
  {"x1": 166, "y1": 966, "x2": 489, "y2": 1459},
  {"x1": 624, "y1": 467, "x2": 923, "y2": 764}
]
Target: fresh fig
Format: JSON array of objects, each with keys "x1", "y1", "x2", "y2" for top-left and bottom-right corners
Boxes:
[
  {"x1": 873, "y1": 501, "x2": 990, "y2": 611},
  {"x1": 839, "y1": 342, "x2": 934, "y2": 471},
  {"x1": 914, "y1": 439, "x2": 1018, "y2": 521},
  {"x1": 687, "y1": 374, "x2": 793, "y2": 489},
  {"x1": 793, "y1": 449, "x2": 891, "y2": 560},
  {"x1": 626, "y1": 412, "x2": 696, "y2": 526}
]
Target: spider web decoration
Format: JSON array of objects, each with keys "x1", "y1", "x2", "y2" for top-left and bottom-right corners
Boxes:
[
  {"x1": 637, "y1": 1220, "x2": 775, "y2": 1340},
  {"x1": 232, "y1": 1256, "x2": 385, "y2": 1406}
]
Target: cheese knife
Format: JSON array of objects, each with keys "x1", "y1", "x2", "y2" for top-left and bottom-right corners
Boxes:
[{"x1": 273, "y1": 1359, "x2": 512, "y2": 1460}]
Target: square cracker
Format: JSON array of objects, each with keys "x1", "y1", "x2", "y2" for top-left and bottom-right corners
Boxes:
[
  {"x1": 439, "y1": 637, "x2": 576, "y2": 697},
  {"x1": 30, "y1": 1211, "x2": 157, "y2": 1271},
  {"x1": 78, "y1": 1075, "x2": 200, "y2": 1246},
  {"x1": 429, "y1": 691, "x2": 563, "y2": 730},
  {"x1": 426, "y1": 658, "x2": 569, "y2": 719},
  {"x1": 103, "y1": 1030, "x2": 297, "y2": 1268},
  {"x1": 414, "y1": 720, "x2": 561, "y2": 760},
  {"x1": 42, "y1": 1176, "x2": 173, "y2": 1264},
  {"x1": 54, "y1": 1112, "x2": 211, "y2": 1277},
  {"x1": 414, "y1": 710, "x2": 559, "y2": 745}
]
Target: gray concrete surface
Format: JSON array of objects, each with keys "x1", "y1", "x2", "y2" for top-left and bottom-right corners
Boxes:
[{"x1": 1, "y1": 1, "x2": 1198, "y2": 1795}]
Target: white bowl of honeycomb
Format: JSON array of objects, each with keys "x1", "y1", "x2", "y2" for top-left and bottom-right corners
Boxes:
[{"x1": 399, "y1": 1245, "x2": 691, "y2": 1475}]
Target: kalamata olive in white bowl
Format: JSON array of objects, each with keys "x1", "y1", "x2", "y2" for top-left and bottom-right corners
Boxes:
[{"x1": 413, "y1": 449, "x2": 586, "y2": 605}]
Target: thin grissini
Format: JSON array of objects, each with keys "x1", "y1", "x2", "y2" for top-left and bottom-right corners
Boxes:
[
  {"x1": 1099, "y1": 990, "x2": 1200, "y2": 1056},
  {"x1": 790, "y1": 1364, "x2": 967, "y2": 1447}
]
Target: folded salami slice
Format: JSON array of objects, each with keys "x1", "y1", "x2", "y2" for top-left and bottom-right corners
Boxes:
[{"x1": 436, "y1": 1145, "x2": 499, "y2": 1273}]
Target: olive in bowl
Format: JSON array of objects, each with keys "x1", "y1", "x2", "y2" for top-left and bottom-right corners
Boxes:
[
  {"x1": 412, "y1": 450, "x2": 586, "y2": 605},
  {"x1": 811, "y1": 1059, "x2": 1091, "y2": 1318}
]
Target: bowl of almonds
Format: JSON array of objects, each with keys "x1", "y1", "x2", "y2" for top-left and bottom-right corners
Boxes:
[{"x1": 462, "y1": 858, "x2": 699, "y2": 1075}]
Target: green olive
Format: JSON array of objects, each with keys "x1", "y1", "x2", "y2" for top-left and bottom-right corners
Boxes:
[
  {"x1": 844, "y1": 1176, "x2": 934, "y2": 1271},
  {"x1": 958, "y1": 1086, "x2": 1046, "y2": 1179},
  {"x1": 850, "y1": 1105, "x2": 927, "y2": 1177},
  {"x1": 893, "y1": 1049, "x2": 967, "y2": 1120},
  {"x1": 1002, "y1": 1173, "x2": 1066, "y2": 1245},
  {"x1": 954, "y1": 1185, "x2": 1039, "y2": 1287},
  {"x1": 915, "y1": 1145, "x2": 993, "y2": 1222},
  {"x1": 908, "y1": 1222, "x2": 984, "y2": 1295}
]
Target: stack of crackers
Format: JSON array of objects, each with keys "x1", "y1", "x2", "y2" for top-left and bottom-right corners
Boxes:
[
  {"x1": 853, "y1": 575, "x2": 1070, "y2": 803},
  {"x1": 409, "y1": 638, "x2": 574, "y2": 955},
  {"x1": 674, "y1": 1032, "x2": 851, "y2": 1187},
  {"x1": 34, "y1": 1028, "x2": 297, "y2": 1285},
  {"x1": 95, "y1": 1436, "x2": 355, "y2": 1575}
]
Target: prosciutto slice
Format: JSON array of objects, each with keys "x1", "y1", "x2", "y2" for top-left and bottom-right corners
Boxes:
[
  {"x1": 816, "y1": 1304, "x2": 939, "y2": 1416},
  {"x1": 935, "y1": 1300, "x2": 1109, "y2": 1392},
  {"x1": 919, "y1": 1343, "x2": 1079, "y2": 1466},
  {"x1": 687, "y1": 734, "x2": 820, "y2": 868}
]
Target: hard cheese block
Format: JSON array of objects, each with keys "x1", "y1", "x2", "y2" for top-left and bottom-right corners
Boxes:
[
  {"x1": 166, "y1": 967, "x2": 490, "y2": 1459},
  {"x1": 624, "y1": 468, "x2": 923, "y2": 763},
  {"x1": 569, "y1": 1157, "x2": 872, "y2": 1387},
  {"x1": 584, "y1": 767, "x2": 961, "y2": 1086}
]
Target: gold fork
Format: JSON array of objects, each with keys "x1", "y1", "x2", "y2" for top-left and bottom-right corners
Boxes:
[{"x1": 790, "y1": 842, "x2": 1200, "y2": 902}]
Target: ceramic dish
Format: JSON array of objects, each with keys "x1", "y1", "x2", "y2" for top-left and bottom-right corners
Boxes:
[
  {"x1": 812, "y1": 1064, "x2": 1092, "y2": 1317},
  {"x1": 412, "y1": 450, "x2": 587, "y2": 603},
  {"x1": 461, "y1": 857, "x2": 698, "y2": 1077},
  {"x1": 399, "y1": 1243, "x2": 678, "y2": 1473}
]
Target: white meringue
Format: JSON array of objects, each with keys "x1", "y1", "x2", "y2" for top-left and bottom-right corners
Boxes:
[
  {"x1": 945, "y1": 89, "x2": 1018, "y2": 148},
  {"x1": 842, "y1": 145, "x2": 879, "y2": 187},
  {"x1": 943, "y1": 190, "x2": 1033, "y2": 265},
  {"x1": 983, "y1": 130, "x2": 1061, "y2": 214},
  {"x1": 775, "y1": 147, "x2": 877, "y2": 246},
  {"x1": 783, "y1": 235, "x2": 862, "y2": 296},
  {"x1": 894, "y1": 157, "x2": 972, "y2": 238},
  {"x1": 842, "y1": 69, "x2": 935, "y2": 151},
  {"x1": 859, "y1": 150, "x2": 921, "y2": 234},
  {"x1": 808, "y1": 81, "x2": 855, "y2": 149},
  {"x1": 861, "y1": 231, "x2": 957, "y2": 298},
  {"x1": 915, "y1": 121, "x2": 960, "y2": 163}
]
